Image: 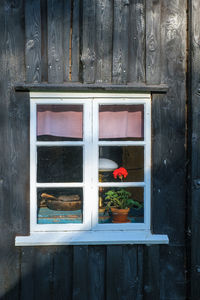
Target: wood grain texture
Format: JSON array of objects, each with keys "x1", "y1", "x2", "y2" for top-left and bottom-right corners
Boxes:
[
  {"x1": 152, "y1": 0, "x2": 186, "y2": 244},
  {"x1": 14, "y1": 82, "x2": 168, "y2": 92},
  {"x1": 73, "y1": 246, "x2": 89, "y2": 300},
  {"x1": 0, "y1": 0, "x2": 25, "y2": 299},
  {"x1": 47, "y1": 0, "x2": 64, "y2": 83},
  {"x1": 51, "y1": 246, "x2": 73, "y2": 300},
  {"x1": 71, "y1": 0, "x2": 80, "y2": 82},
  {"x1": 63, "y1": 0, "x2": 72, "y2": 82},
  {"x1": 189, "y1": 1, "x2": 200, "y2": 299},
  {"x1": 128, "y1": 0, "x2": 145, "y2": 83},
  {"x1": 25, "y1": 0, "x2": 42, "y2": 83},
  {"x1": 159, "y1": 245, "x2": 186, "y2": 299},
  {"x1": 106, "y1": 246, "x2": 143, "y2": 300},
  {"x1": 143, "y1": 245, "x2": 160, "y2": 300},
  {"x1": 88, "y1": 246, "x2": 106, "y2": 300},
  {"x1": 81, "y1": 0, "x2": 96, "y2": 83},
  {"x1": 146, "y1": 0, "x2": 161, "y2": 84},
  {"x1": 95, "y1": 0, "x2": 113, "y2": 83},
  {"x1": 32, "y1": 248, "x2": 54, "y2": 299},
  {"x1": 41, "y1": 0, "x2": 48, "y2": 82},
  {"x1": 112, "y1": 0, "x2": 129, "y2": 84}
]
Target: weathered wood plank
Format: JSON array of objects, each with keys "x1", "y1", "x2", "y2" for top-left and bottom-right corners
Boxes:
[
  {"x1": 71, "y1": 0, "x2": 80, "y2": 82},
  {"x1": 81, "y1": 0, "x2": 96, "y2": 83},
  {"x1": 20, "y1": 248, "x2": 35, "y2": 300},
  {"x1": 88, "y1": 246, "x2": 106, "y2": 300},
  {"x1": 33, "y1": 248, "x2": 54, "y2": 300},
  {"x1": 143, "y1": 245, "x2": 160, "y2": 300},
  {"x1": 146, "y1": 0, "x2": 161, "y2": 84},
  {"x1": 106, "y1": 246, "x2": 143, "y2": 300},
  {"x1": 159, "y1": 246, "x2": 186, "y2": 299},
  {"x1": 63, "y1": 0, "x2": 72, "y2": 82},
  {"x1": 189, "y1": 1, "x2": 200, "y2": 299},
  {"x1": 128, "y1": 0, "x2": 145, "y2": 83},
  {"x1": 25, "y1": 0, "x2": 42, "y2": 83},
  {"x1": 52, "y1": 246, "x2": 73, "y2": 300},
  {"x1": 14, "y1": 82, "x2": 169, "y2": 92},
  {"x1": 0, "y1": 1, "x2": 25, "y2": 298},
  {"x1": 41, "y1": 0, "x2": 48, "y2": 82},
  {"x1": 73, "y1": 246, "x2": 89, "y2": 300},
  {"x1": 152, "y1": 0, "x2": 186, "y2": 244},
  {"x1": 47, "y1": 0, "x2": 64, "y2": 83},
  {"x1": 106, "y1": 246, "x2": 123, "y2": 300},
  {"x1": 112, "y1": 0, "x2": 129, "y2": 84},
  {"x1": 95, "y1": 0, "x2": 113, "y2": 83}
]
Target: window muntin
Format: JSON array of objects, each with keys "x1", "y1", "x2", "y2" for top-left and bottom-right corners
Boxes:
[{"x1": 30, "y1": 93, "x2": 151, "y2": 232}]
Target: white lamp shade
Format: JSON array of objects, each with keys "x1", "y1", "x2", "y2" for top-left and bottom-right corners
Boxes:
[{"x1": 99, "y1": 158, "x2": 118, "y2": 171}]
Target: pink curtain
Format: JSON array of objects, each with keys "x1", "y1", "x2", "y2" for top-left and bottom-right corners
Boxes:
[
  {"x1": 37, "y1": 111, "x2": 83, "y2": 138},
  {"x1": 37, "y1": 110, "x2": 143, "y2": 138}
]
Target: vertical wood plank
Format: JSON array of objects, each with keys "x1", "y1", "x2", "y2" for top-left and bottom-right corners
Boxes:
[
  {"x1": 95, "y1": 0, "x2": 113, "y2": 83},
  {"x1": 33, "y1": 248, "x2": 54, "y2": 300},
  {"x1": 71, "y1": 0, "x2": 80, "y2": 82},
  {"x1": 159, "y1": 246, "x2": 186, "y2": 299},
  {"x1": 189, "y1": 0, "x2": 200, "y2": 299},
  {"x1": 88, "y1": 246, "x2": 106, "y2": 300},
  {"x1": 52, "y1": 246, "x2": 73, "y2": 300},
  {"x1": 106, "y1": 246, "x2": 123, "y2": 300},
  {"x1": 0, "y1": 1, "x2": 25, "y2": 298},
  {"x1": 112, "y1": 0, "x2": 129, "y2": 84},
  {"x1": 128, "y1": 0, "x2": 145, "y2": 83},
  {"x1": 63, "y1": 0, "x2": 72, "y2": 82},
  {"x1": 25, "y1": 0, "x2": 41, "y2": 83},
  {"x1": 47, "y1": 0, "x2": 64, "y2": 83},
  {"x1": 106, "y1": 246, "x2": 143, "y2": 300},
  {"x1": 154, "y1": 0, "x2": 186, "y2": 244},
  {"x1": 73, "y1": 246, "x2": 89, "y2": 300},
  {"x1": 20, "y1": 248, "x2": 35, "y2": 300},
  {"x1": 146, "y1": 0, "x2": 161, "y2": 84},
  {"x1": 81, "y1": 0, "x2": 96, "y2": 83},
  {"x1": 143, "y1": 245, "x2": 160, "y2": 300},
  {"x1": 41, "y1": 0, "x2": 48, "y2": 82}
]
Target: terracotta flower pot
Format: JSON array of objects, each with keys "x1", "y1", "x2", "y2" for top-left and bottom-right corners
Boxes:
[{"x1": 110, "y1": 207, "x2": 130, "y2": 223}]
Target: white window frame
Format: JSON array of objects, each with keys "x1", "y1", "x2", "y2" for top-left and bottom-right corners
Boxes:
[{"x1": 15, "y1": 92, "x2": 168, "y2": 246}]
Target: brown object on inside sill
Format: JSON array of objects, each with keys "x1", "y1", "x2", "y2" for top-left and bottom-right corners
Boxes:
[{"x1": 41, "y1": 193, "x2": 81, "y2": 211}]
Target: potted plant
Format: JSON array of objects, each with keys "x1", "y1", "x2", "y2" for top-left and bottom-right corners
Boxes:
[{"x1": 104, "y1": 167, "x2": 143, "y2": 223}]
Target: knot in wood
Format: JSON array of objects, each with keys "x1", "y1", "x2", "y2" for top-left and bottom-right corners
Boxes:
[
  {"x1": 147, "y1": 35, "x2": 157, "y2": 52},
  {"x1": 26, "y1": 40, "x2": 35, "y2": 51},
  {"x1": 81, "y1": 50, "x2": 95, "y2": 65}
]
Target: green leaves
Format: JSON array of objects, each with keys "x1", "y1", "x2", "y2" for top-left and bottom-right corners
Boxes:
[{"x1": 104, "y1": 188, "x2": 143, "y2": 210}]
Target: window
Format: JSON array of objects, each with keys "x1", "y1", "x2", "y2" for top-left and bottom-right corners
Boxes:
[{"x1": 15, "y1": 92, "x2": 168, "y2": 245}]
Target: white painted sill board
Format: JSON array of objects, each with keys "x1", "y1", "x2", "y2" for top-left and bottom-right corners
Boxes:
[{"x1": 15, "y1": 231, "x2": 169, "y2": 246}]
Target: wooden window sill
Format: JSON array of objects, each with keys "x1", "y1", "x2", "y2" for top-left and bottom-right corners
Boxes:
[{"x1": 15, "y1": 230, "x2": 169, "y2": 246}]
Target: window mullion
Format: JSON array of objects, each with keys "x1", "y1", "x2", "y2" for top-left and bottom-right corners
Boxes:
[
  {"x1": 83, "y1": 100, "x2": 93, "y2": 228},
  {"x1": 91, "y1": 99, "x2": 99, "y2": 228}
]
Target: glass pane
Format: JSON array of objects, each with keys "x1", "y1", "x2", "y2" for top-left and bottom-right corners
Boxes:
[
  {"x1": 37, "y1": 105, "x2": 83, "y2": 141},
  {"x1": 98, "y1": 187, "x2": 144, "y2": 224},
  {"x1": 37, "y1": 188, "x2": 83, "y2": 224},
  {"x1": 37, "y1": 147, "x2": 83, "y2": 183},
  {"x1": 99, "y1": 146, "x2": 144, "y2": 182},
  {"x1": 99, "y1": 105, "x2": 144, "y2": 141}
]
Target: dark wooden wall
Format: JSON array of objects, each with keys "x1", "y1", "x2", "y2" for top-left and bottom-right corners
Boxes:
[{"x1": 0, "y1": 0, "x2": 190, "y2": 299}]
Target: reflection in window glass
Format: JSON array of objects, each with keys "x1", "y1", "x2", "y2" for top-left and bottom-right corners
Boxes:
[
  {"x1": 37, "y1": 104, "x2": 83, "y2": 141},
  {"x1": 99, "y1": 105, "x2": 144, "y2": 141},
  {"x1": 37, "y1": 147, "x2": 83, "y2": 183},
  {"x1": 98, "y1": 187, "x2": 144, "y2": 224},
  {"x1": 37, "y1": 188, "x2": 83, "y2": 224}
]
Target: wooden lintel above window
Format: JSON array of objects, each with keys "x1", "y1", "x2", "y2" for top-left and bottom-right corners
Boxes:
[{"x1": 14, "y1": 83, "x2": 168, "y2": 93}]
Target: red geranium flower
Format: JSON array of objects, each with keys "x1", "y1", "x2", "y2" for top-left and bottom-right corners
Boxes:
[{"x1": 113, "y1": 167, "x2": 128, "y2": 180}]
